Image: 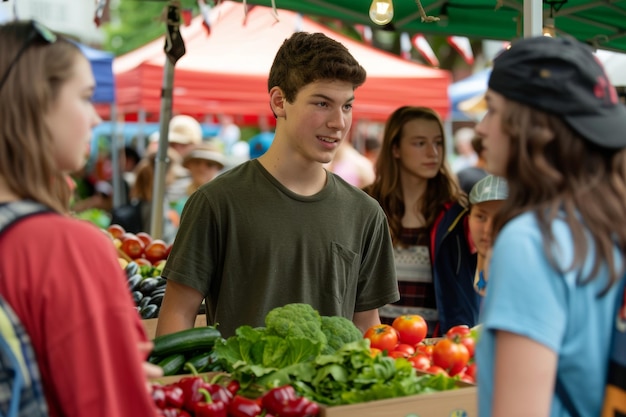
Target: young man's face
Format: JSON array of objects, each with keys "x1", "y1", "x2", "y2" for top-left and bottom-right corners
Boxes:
[
  {"x1": 281, "y1": 80, "x2": 355, "y2": 165},
  {"x1": 469, "y1": 199, "x2": 504, "y2": 257}
]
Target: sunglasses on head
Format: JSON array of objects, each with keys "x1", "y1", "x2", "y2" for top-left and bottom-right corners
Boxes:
[{"x1": 0, "y1": 20, "x2": 57, "y2": 93}]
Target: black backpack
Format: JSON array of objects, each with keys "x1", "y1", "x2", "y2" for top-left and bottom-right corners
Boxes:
[{"x1": 0, "y1": 200, "x2": 50, "y2": 417}]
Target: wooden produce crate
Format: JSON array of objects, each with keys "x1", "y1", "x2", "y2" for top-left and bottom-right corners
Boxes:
[
  {"x1": 319, "y1": 384, "x2": 477, "y2": 417},
  {"x1": 150, "y1": 371, "x2": 227, "y2": 385}
]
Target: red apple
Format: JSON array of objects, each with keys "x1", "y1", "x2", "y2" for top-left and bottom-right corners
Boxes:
[
  {"x1": 133, "y1": 257, "x2": 152, "y2": 267},
  {"x1": 136, "y1": 232, "x2": 153, "y2": 248},
  {"x1": 121, "y1": 235, "x2": 145, "y2": 259},
  {"x1": 107, "y1": 224, "x2": 125, "y2": 239},
  {"x1": 144, "y1": 239, "x2": 168, "y2": 264}
]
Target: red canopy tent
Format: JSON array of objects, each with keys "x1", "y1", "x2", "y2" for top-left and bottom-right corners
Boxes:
[{"x1": 112, "y1": 1, "x2": 451, "y2": 123}]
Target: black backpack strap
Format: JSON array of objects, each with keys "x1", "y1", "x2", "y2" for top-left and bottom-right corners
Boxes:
[{"x1": 0, "y1": 201, "x2": 51, "y2": 236}]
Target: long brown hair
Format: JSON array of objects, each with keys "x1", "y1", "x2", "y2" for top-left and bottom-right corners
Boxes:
[
  {"x1": 0, "y1": 22, "x2": 81, "y2": 213},
  {"x1": 494, "y1": 99, "x2": 626, "y2": 293},
  {"x1": 364, "y1": 106, "x2": 466, "y2": 245}
]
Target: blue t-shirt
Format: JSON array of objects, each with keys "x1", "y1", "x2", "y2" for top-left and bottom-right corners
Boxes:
[{"x1": 476, "y1": 212, "x2": 621, "y2": 417}]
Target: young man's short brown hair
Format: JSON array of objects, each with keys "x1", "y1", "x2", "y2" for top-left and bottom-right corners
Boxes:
[{"x1": 268, "y1": 32, "x2": 367, "y2": 104}]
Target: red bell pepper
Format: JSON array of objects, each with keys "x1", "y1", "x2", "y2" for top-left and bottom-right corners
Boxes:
[
  {"x1": 194, "y1": 388, "x2": 227, "y2": 417},
  {"x1": 227, "y1": 394, "x2": 262, "y2": 417},
  {"x1": 176, "y1": 375, "x2": 205, "y2": 411},
  {"x1": 203, "y1": 382, "x2": 234, "y2": 405},
  {"x1": 158, "y1": 407, "x2": 192, "y2": 417},
  {"x1": 151, "y1": 385, "x2": 167, "y2": 409},
  {"x1": 261, "y1": 385, "x2": 297, "y2": 414},
  {"x1": 163, "y1": 385, "x2": 185, "y2": 409},
  {"x1": 261, "y1": 385, "x2": 319, "y2": 417},
  {"x1": 279, "y1": 397, "x2": 320, "y2": 417},
  {"x1": 226, "y1": 379, "x2": 240, "y2": 396}
]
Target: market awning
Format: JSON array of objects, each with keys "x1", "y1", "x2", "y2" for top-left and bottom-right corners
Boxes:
[{"x1": 226, "y1": 0, "x2": 626, "y2": 53}]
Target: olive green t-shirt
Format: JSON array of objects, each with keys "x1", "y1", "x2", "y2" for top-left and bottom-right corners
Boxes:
[{"x1": 163, "y1": 160, "x2": 399, "y2": 337}]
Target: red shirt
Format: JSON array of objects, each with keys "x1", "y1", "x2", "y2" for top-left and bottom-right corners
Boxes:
[{"x1": 0, "y1": 213, "x2": 157, "y2": 417}]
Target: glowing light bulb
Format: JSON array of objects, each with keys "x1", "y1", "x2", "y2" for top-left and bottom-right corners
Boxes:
[{"x1": 369, "y1": 0, "x2": 394, "y2": 26}]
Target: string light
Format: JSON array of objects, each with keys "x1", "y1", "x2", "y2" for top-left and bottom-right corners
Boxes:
[{"x1": 369, "y1": 0, "x2": 394, "y2": 26}]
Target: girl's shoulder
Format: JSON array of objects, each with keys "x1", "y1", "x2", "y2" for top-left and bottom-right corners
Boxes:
[{"x1": 5, "y1": 213, "x2": 112, "y2": 247}]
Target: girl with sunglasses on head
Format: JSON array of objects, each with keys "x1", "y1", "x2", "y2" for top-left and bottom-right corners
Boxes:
[{"x1": 0, "y1": 21, "x2": 158, "y2": 417}]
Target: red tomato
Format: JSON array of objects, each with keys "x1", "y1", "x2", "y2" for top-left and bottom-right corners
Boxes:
[
  {"x1": 446, "y1": 325, "x2": 476, "y2": 358},
  {"x1": 460, "y1": 335, "x2": 476, "y2": 358},
  {"x1": 394, "y1": 343, "x2": 416, "y2": 357},
  {"x1": 426, "y1": 365, "x2": 449, "y2": 376},
  {"x1": 391, "y1": 314, "x2": 428, "y2": 346},
  {"x1": 388, "y1": 350, "x2": 409, "y2": 359},
  {"x1": 464, "y1": 362, "x2": 477, "y2": 380},
  {"x1": 415, "y1": 343, "x2": 434, "y2": 357},
  {"x1": 408, "y1": 352, "x2": 432, "y2": 371},
  {"x1": 459, "y1": 372, "x2": 476, "y2": 384},
  {"x1": 432, "y1": 338, "x2": 470, "y2": 377},
  {"x1": 364, "y1": 324, "x2": 398, "y2": 352},
  {"x1": 446, "y1": 324, "x2": 471, "y2": 341}
]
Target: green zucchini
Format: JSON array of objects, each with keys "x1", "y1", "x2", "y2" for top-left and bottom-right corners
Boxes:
[
  {"x1": 157, "y1": 353, "x2": 186, "y2": 376},
  {"x1": 184, "y1": 351, "x2": 213, "y2": 373},
  {"x1": 152, "y1": 326, "x2": 221, "y2": 357}
]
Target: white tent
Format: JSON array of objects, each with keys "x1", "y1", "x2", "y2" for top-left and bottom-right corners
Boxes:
[{"x1": 596, "y1": 50, "x2": 626, "y2": 87}]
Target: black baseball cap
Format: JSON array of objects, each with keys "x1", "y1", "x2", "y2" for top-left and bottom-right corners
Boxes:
[{"x1": 489, "y1": 36, "x2": 626, "y2": 149}]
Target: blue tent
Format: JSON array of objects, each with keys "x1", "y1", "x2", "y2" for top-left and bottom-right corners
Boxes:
[
  {"x1": 77, "y1": 43, "x2": 115, "y2": 104},
  {"x1": 448, "y1": 68, "x2": 491, "y2": 121}
]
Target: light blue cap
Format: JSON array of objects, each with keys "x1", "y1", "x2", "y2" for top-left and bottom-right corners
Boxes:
[{"x1": 469, "y1": 175, "x2": 508, "y2": 204}]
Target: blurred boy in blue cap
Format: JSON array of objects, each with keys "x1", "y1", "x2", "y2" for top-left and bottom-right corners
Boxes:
[{"x1": 467, "y1": 174, "x2": 508, "y2": 296}]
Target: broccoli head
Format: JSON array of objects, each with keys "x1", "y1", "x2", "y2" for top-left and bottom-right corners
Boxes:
[
  {"x1": 320, "y1": 315, "x2": 363, "y2": 354},
  {"x1": 264, "y1": 303, "x2": 327, "y2": 350}
]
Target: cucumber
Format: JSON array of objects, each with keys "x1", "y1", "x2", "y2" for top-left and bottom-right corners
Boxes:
[
  {"x1": 152, "y1": 326, "x2": 221, "y2": 357},
  {"x1": 184, "y1": 351, "x2": 213, "y2": 373},
  {"x1": 158, "y1": 353, "x2": 186, "y2": 376}
]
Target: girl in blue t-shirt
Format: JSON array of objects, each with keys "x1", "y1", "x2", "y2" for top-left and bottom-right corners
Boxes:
[{"x1": 474, "y1": 36, "x2": 626, "y2": 417}]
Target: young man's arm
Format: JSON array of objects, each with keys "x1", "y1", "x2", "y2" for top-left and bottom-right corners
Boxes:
[
  {"x1": 352, "y1": 309, "x2": 381, "y2": 334},
  {"x1": 155, "y1": 280, "x2": 204, "y2": 337}
]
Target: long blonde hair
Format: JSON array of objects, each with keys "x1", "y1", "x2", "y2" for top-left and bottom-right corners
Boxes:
[{"x1": 0, "y1": 21, "x2": 82, "y2": 213}]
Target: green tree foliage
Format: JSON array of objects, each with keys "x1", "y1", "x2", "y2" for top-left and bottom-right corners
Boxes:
[{"x1": 103, "y1": 0, "x2": 198, "y2": 56}]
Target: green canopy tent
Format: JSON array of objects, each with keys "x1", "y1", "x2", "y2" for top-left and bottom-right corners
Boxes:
[{"x1": 226, "y1": 0, "x2": 626, "y2": 53}]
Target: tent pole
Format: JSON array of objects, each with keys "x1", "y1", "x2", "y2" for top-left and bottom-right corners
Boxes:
[
  {"x1": 110, "y1": 103, "x2": 125, "y2": 208},
  {"x1": 524, "y1": 0, "x2": 543, "y2": 37},
  {"x1": 150, "y1": 59, "x2": 175, "y2": 240}
]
